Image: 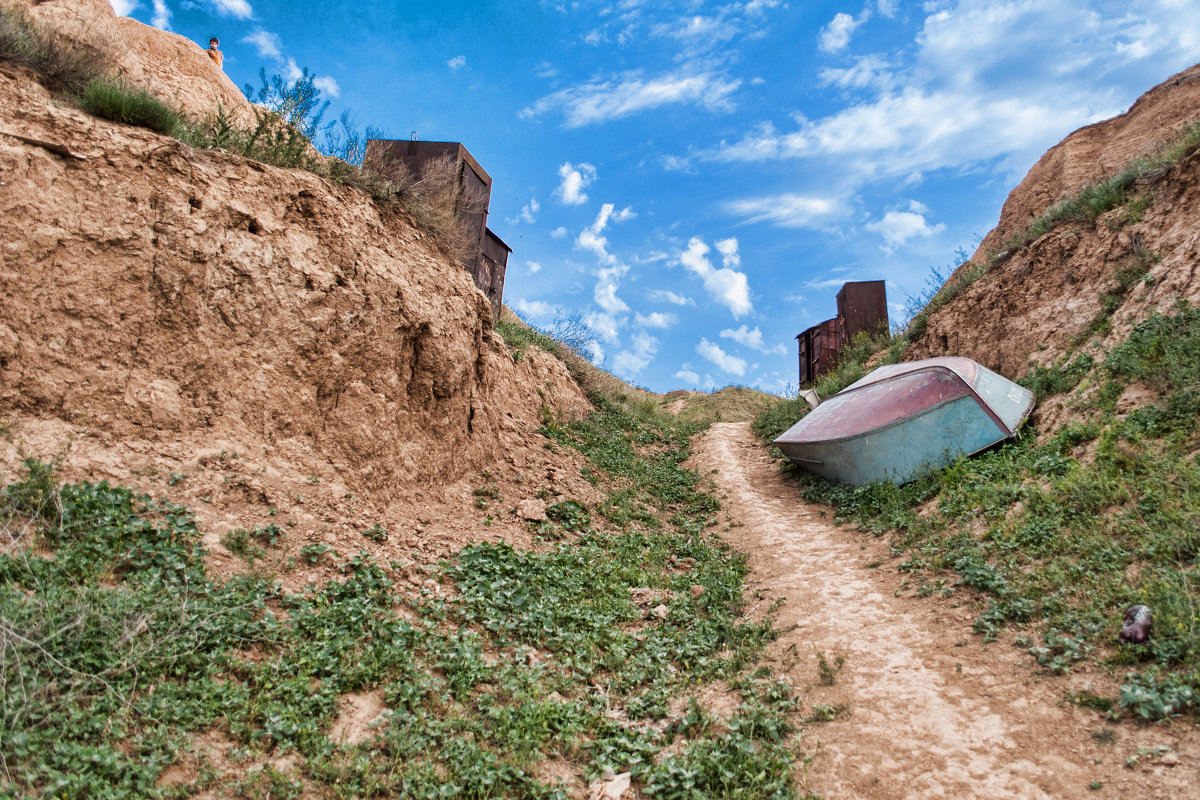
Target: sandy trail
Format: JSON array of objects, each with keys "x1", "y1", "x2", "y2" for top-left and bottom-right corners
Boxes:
[{"x1": 693, "y1": 422, "x2": 1198, "y2": 800}]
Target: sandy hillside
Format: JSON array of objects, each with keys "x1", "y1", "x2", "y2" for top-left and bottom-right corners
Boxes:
[
  {"x1": 908, "y1": 63, "x2": 1200, "y2": 383},
  {"x1": 0, "y1": 3, "x2": 598, "y2": 585}
]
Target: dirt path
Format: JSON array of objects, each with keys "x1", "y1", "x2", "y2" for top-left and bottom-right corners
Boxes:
[{"x1": 694, "y1": 422, "x2": 1198, "y2": 800}]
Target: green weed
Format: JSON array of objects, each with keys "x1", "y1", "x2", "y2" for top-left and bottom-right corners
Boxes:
[
  {"x1": 756, "y1": 307, "x2": 1200, "y2": 721},
  {"x1": 80, "y1": 78, "x2": 181, "y2": 134},
  {"x1": 0, "y1": 400, "x2": 797, "y2": 796}
]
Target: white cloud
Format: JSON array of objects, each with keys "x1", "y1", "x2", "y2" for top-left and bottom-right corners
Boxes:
[
  {"x1": 554, "y1": 162, "x2": 597, "y2": 206},
  {"x1": 513, "y1": 298, "x2": 558, "y2": 325},
  {"x1": 647, "y1": 289, "x2": 694, "y2": 306},
  {"x1": 508, "y1": 198, "x2": 540, "y2": 225},
  {"x1": 678, "y1": 237, "x2": 753, "y2": 318},
  {"x1": 819, "y1": 54, "x2": 894, "y2": 91},
  {"x1": 447, "y1": 55, "x2": 466, "y2": 70},
  {"x1": 108, "y1": 0, "x2": 137, "y2": 16},
  {"x1": 866, "y1": 202, "x2": 946, "y2": 252},
  {"x1": 521, "y1": 68, "x2": 742, "y2": 128},
  {"x1": 661, "y1": 154, "x2": 693, "y2": 172},
  {"x1": 242, "y1": 29, "x2": 282, "y2": 60},
  {"x1": 312, "y1": 75, "x2": 340, "y2": 98},
  {"x1": 636, "y1": 311, "x2": 678, "y2": 329},
  {"x1": 674, "y1": 369, "x2": 702, "y2": 385},
  {"x1": 611, "y1": 205, "x2": 636, "y2": 223},
  {"x1": 577, "y1": 204, "x2": 635, "y2": 316},
  {"x1": 720, "y1": 325, "x2": 786, "y2": 355},
  {"x1": 550, "y1": 226, "x2": 569, "y2": 239},
  {"x1": 526, "y1": 261, "x2": 543, "y2": 275},
  {"x1": 207, "y1": 0, "x2": 253, "y2": 19},
  {"x1": 613, "y1": 331, "x2": 659, "y2": 375},
  {"x1": 586, "y1": 310, "x2": 621, "y2": 344},
  {"x1": 707, "y1": 1, "x2": 1200, "y2": 198},
  {"x1": 876, "y1": 0, "x2": 898, "y2": 18},
  {"x1": 697, "y1": 338, "x2": 747, "y2": 376},
  {"x1": 724, "y1": 193, "x2": 843, "y2": 229},
  {"x1": 151, "y1": 0, "x2": 170, "y2": 29},
  {"x1": 819, "y1": 12, "x2": 864, "y2": 53},
  {"x1": 283, "y1": 57, "x2": 304, "y2": 83}
]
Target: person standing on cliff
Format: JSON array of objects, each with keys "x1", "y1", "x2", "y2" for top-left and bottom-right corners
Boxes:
[{"x1": 205, "y1": 36, "x2": 223, "y2": 69}]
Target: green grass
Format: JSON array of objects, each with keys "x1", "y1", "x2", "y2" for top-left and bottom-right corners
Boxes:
[
  {"x1": 753, "y1": 307, "x2": 1200, "y2": 722},
  {"x1": 1, "y1": 402, "x2": 800, "y2": 797},
  {"x1": 0, "y1": 2, "x2": 108, "y2": 93},
  {"x1": 494, "y1": 318, "x2": 562, "y2": 363},
  {"x1": 79, "y1": 78, "x2": 181, "y2": 134}
]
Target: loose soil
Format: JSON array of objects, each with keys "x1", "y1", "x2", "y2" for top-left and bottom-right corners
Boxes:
[{"x1": 694, "y1": 422, "x2": 1200, "y2": 800}]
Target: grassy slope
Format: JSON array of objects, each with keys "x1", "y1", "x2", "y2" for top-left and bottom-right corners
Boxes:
[
  {"x1": 752, "y1": 292, "x2": 1200, "y2": 721},
  {"x1": 0, "y1": 396, "x2": 809, "y2": 798}
]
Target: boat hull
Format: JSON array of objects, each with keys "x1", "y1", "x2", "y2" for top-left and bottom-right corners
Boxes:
[{"x1": 774, "y1": 358, "x2": 1034, "y2": 486}]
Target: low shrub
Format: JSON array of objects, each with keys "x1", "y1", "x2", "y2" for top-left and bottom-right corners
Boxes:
[
  {"x1": 0, "y1": 2, "x2": 108, "y2": 93},
  {"x1": 80, "y1": 77, "x2": 181, "y2": 134}
]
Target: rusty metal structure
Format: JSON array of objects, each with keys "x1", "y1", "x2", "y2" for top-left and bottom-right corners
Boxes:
[
  {"x1": 362, "y1": 139, "x2": 510, "y2": 319},
  {"x1": 796, "y1": 280, "x2": 888, "y2": 386}
]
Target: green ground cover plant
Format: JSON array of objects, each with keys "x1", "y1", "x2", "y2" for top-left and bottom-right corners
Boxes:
[
  {"x1": 1, "y1": 400, "x2": 801, "y2": 797},
  {"x1": 753, "y1": 307, "x2": 1200, "y2": 722}
]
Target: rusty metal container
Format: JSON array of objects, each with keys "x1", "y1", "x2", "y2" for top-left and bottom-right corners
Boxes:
[
  {"x1": 836, "y1": 280, "x2": 888, "y2": 340},
  {"x1": 796, "y1": 318, "x2": 845, "y2": 385},
  {"x1": 363, "y1": 139, "x2": 508, "y2": 317}
]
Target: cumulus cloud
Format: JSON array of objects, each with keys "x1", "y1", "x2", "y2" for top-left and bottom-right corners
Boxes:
[
  {"x1": 513, "y1": 298, "x2": 558, "y2": 325},
  {"x1": 508, "y1": 198, "x2": 540, "y2": 225},
  {"x1": 720, "y1": 325, "x2": 786, "y2": 355},
  {"x1": 866, "y1": 201, "x2": 946, "y2": 252},
  {"x1": 678, "y1": 237, "x2": 753, "y2": 318},
  {"x1": 447, "y1": 55, "x2": 466, "y2": 70},
  {"x1": 819, "y1": 12, "x2": 864, "y2": 53},
  {"x1": 207, "y1": 0, "x2": 253, "y2": 19},
  {"x1": 312, "y1": 75, "x2": 340, "y2": 98},
  {"x1": 613, "y1": 331, "x2": 659, "y2": 375},
  {"x1": 635, "y1": 311, "x2": 678, "y2": 329},
  {"x1": 706, "y1": 1, "x2": 1200, "y2": 198},
  {"x1": 696, "y1": 338, "x2": 747, "y2": 376},
  {"x1": 586, "y1": 310, "x2": 621, "y2": 344},
  {"x1": 521, "y1": 68, "x2": 742, "y2": 128},
  {"x1": 242, "y1": 29, "x2": 282, "y2": 59},
  {"x1": 151, "y1": 0, "x2": 170, "y2": 29},
  {"x1": 674, "y1": 369, "x2": 702, "y2": 386},
  {"x1": 647, "y1": 289, "x2": 694, "y2": 306},
  {"x1": 577, "y1": 204, "x2": 637, "y2": 317},
  {"x1": 550, "y1": 226, "x2": 568, "y2": 239},
  {"x1": 554, "y1": 162, "x2": 597, "y2": 206},
  {"x1": 108, "y1": 0, "x2": 137, "y2": 16},
  {"x1": 526, "y1": 261, "x2": 543, "y2": 275}
]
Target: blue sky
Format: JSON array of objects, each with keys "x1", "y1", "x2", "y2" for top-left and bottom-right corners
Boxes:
[{"x1": 111, "y1": 0, "x2": 1200, "y2": 394}]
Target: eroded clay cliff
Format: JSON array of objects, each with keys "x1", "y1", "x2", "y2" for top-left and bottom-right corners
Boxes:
[
  {"x1": 0, "y1": 64, "x2": 589, "y2": 504},
  {"x1": 908, "y1": 63, "x2": 1200, "y2": 379}
]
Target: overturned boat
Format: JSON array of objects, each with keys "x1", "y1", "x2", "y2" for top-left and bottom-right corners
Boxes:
[{"x1": 774, "y1": 357, "x2": 1035, "y2": 486}]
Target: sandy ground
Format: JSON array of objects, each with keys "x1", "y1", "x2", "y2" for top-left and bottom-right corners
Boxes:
[{"x1": 693, "y1": 423, "x2": 1200, "y2": 800}]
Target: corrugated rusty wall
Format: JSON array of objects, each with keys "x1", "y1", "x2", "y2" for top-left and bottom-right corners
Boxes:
[
  {"x1": 836, "y1": 280, "x2": 888, "y2": 340},
  {"x1": 797, "y1": 317, "x2": 845, "y2": 386}
]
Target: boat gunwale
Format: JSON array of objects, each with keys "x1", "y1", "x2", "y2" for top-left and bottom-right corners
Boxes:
[{"x1": 774, "y1": 390, "x2": 1008, "y2": 448}]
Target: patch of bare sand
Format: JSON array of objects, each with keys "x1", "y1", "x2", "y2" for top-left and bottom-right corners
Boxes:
[{"x1": 694, "y1": 422, "x2": 1199, "y2": 799}]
